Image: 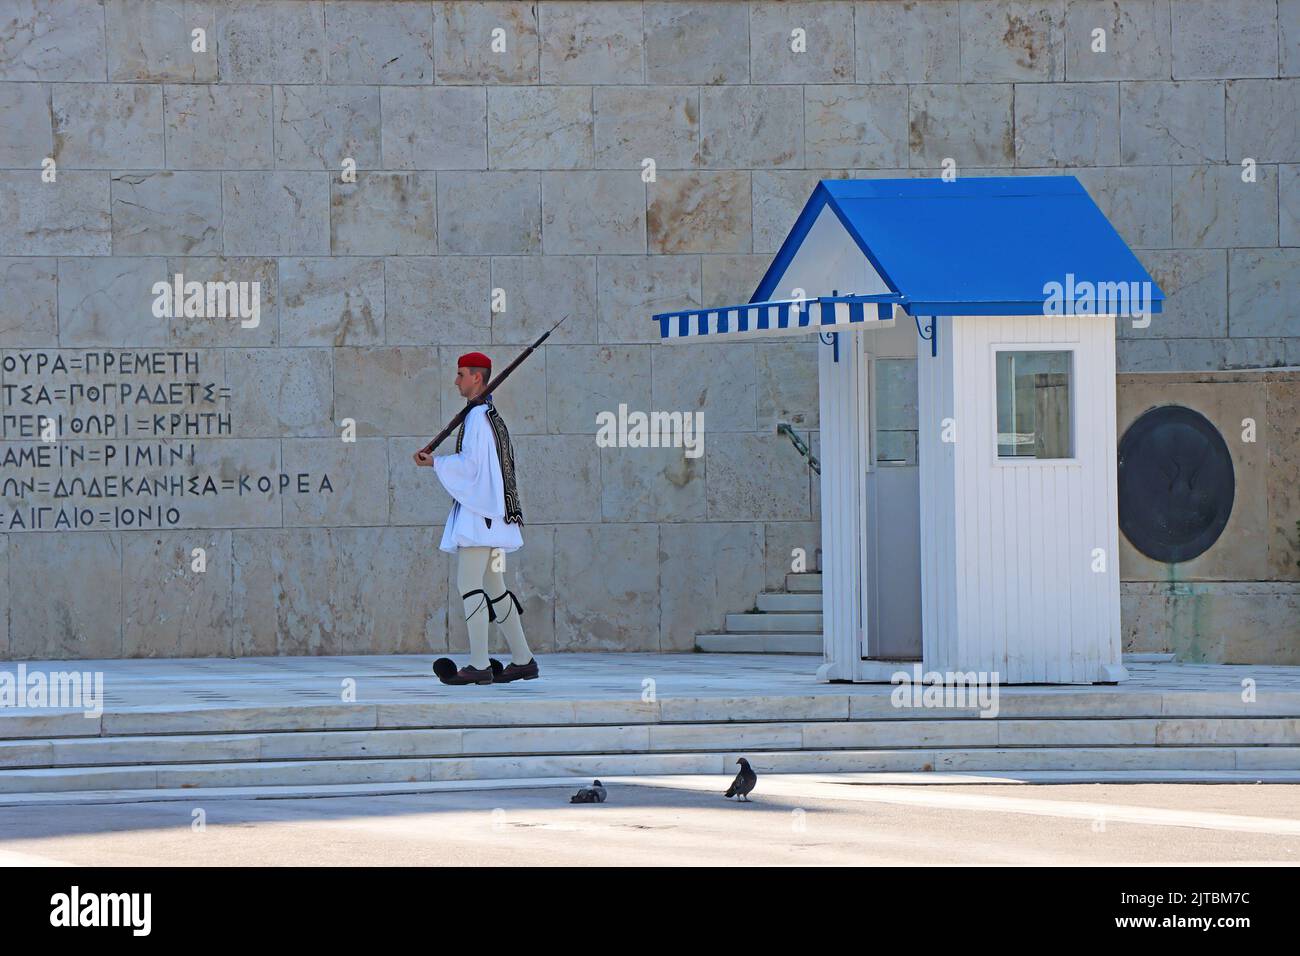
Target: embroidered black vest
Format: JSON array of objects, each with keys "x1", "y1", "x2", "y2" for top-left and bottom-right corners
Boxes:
[{"x1": 456, "y1": 401, "x2": 523, "y2": 526}]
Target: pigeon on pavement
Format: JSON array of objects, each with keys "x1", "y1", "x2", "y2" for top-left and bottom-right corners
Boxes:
[
  {"x1": 724, "y1": 758, "x2": 757, "y2": 801},
  {"x1": 570, "y1": 779, "x2": 607, "y2": 803}
]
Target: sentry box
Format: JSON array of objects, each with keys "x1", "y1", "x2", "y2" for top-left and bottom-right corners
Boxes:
[{"x1": 653, "y1": 177, "x2": 1163, "y2": 684}]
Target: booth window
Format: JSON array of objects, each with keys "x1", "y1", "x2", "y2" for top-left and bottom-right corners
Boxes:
[{"x1": 995, "y1": 350, "x2": 1073, "y2": 459}]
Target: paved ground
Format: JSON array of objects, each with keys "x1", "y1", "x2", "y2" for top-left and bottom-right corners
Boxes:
[
  {"x1": 5, "y1": 652, "x2": 1300, "y2": 712},
  {"x1": 2, "y1": 778, "x2": 1298, "y2": 866}
]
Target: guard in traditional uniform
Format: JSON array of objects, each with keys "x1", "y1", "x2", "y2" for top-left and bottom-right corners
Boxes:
[{"x1": 414, "y1": 352, "x2": 537, "y2": 685}]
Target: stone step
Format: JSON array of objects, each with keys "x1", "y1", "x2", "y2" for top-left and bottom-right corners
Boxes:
[
  {"x1": 5, "y1": 689, "x2": 1300, "y2": 742},
  {"x1": 695, "y1": 633, "x2": 822, "y2": 654},
  {"x1": 785, "y1": 573, "x2": 823, "y2": 592},
  {"x1": 724, "y1": 612, "x2": 823, "y2": 632},
  {"x1": 756, "y1": 592, "x2": 822, "y2": 612},
  {"x1": 1, "y1": 745, "x2": 1297, "y2": 794},
  {"x1": 10, "y1": 768, "x2": 1300, "y2": 808},
  {"x1": 3, "y1": 716, "x2": 1298, "y2": 771}
]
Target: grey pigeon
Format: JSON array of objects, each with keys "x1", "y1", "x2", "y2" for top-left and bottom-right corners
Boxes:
[
  {"x1": 724, "y1": 758, "x2": 757, "y2": 801},
  {"x1": 570, "y1": 779, "x2": 607, "y2": 803}
]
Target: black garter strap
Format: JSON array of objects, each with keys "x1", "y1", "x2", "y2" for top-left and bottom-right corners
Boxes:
[
  {"x1": 462, "y1": 588, "x2": 495, "y2": 622},
  {"x1": 487, "y1": 590, "x2": 524, "y2": 619}
]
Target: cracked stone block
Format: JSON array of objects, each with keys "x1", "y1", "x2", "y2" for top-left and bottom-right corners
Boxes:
[
  {"x1": 111, "y1": 170, "x2": 222, "y2": 256},
  {"x1": 222, "y1": 171, "x2": 329, "y2": 256},
  {"x1": 1172, "y1": 164, "x2": 1279, "y2": 248},
  {"x1": 106, "y1": 0, "x2": 219, "y2": 81},
  {"x1": 488, "y1": 86, "x2": 593, "y2": 169},
  {"x1": 274, "y1": 85, "x2": 381, "y2": 170},
  {"x1": 330, "y1": 172, "x2": 436, "y2": 255},
  {"x1": 1226, "y1": 80, "x2": 1300, "y2": 165},
  {"x1": 0, "y1": 0, "x2": 106, "y2": 81},
  {"x1": 1129, "y1": 250, "x2": 1228, "y2": 339},
  {"x1": 805, "y1": 85, "x2": 909, "y2": 168},
  {"x1": 1119, "y1": 81, "x2": 1226, "y2": 164},
  {"x1": 1063, "y1": 0, "x2": 1171, "y2": 81},
  {"x1": 434, "y1": 0, "x2": 539, "y2": 84},
  {"x1": 325, "y1": 0, "x2": 434, "y2": 84},
  {"x1": 1014, "y1": 81, "x2": 1119, "y2": 166},
  {"x1": 1228, "y1": 249, "x2": 1300, "y2": 337}
]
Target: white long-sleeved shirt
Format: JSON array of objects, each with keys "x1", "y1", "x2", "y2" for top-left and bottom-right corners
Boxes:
[{"x1": 432, "y1": 403, "x2": 523, "y2": 554}]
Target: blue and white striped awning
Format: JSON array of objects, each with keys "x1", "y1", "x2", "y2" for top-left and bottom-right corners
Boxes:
[{"x1": 654, "y1": 293, "x2": 902, "y2": 342}]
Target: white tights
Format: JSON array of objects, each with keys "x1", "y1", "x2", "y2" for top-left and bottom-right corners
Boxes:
[{"x1": 457, "y1": 546, "x2": 533, "y2": 670}]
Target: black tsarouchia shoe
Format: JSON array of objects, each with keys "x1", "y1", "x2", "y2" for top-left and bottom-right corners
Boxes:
[
  {"x1": 494, "y1": 657, "x2": 539, "y2": 683},
  {"x1": 435, "y1": 661, "x2": 497, "y2": 685}
]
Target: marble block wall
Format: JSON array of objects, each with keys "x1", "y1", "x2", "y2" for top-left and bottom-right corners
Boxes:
[{"x1": 0, "y1": 0, "x2": 1295, "y2": 660}]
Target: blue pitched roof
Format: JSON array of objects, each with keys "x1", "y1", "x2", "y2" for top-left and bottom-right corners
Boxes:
[{"x1": 751, "y1": 176, "x2": 1164, "y2": 316}]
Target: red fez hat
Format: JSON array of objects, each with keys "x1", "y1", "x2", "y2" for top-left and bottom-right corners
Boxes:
[{"x1": 457, "y1": 351, "x2": 491, "y2": 371}]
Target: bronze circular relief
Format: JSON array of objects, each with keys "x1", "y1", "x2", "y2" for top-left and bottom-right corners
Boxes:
[{"x1": 1117, "y1": 405, "x2": 1235, "y2": 564}]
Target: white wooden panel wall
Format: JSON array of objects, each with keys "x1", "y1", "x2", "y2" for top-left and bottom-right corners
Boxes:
[
  {"x1": 816, "y1": 329, "x2": 869, "y2": 681},
  {"x1": 918, "y1": 314, "x2": 1123, "y2": 684},
  {"x1": 918, "y1": 317, "x2": 958, "y2": 673}
]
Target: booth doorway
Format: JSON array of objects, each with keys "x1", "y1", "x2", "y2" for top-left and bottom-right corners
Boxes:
[{"x1": 863, "y1": 352, "x2": 923, "y2": 662}]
